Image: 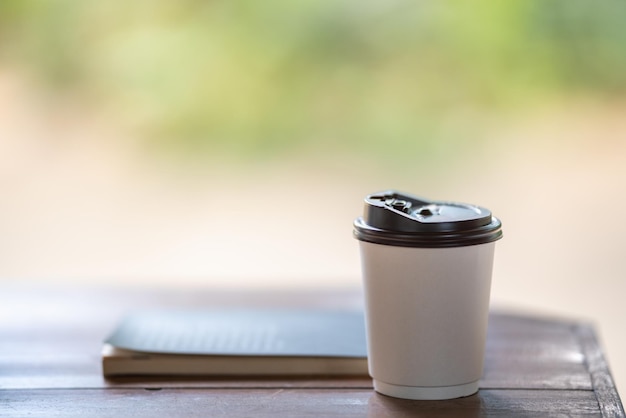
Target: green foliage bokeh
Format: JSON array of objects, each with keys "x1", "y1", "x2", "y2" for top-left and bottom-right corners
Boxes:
[{"x1": 1, "y1": 0, "x2": 625, "y2": 160}]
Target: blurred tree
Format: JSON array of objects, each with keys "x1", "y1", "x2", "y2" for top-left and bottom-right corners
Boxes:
[{"x1": 1, "y1": 0, "x2": 625, "y2": 161}]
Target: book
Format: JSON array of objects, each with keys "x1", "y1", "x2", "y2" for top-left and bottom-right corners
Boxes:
[{"x1": 102, "y1": 309, "x2": 368, "y2": 377}]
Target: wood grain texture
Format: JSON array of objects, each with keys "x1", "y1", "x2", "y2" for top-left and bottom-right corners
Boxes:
[
  {"x1": 0, "y1": 389, "x2": 603, "y2": 418},
  {"x1": 576, "y1": 324, "x2": 626, "y2": 417},
  {"x1": 0, "y1": 284, "x2": 623, "y2": 417}
]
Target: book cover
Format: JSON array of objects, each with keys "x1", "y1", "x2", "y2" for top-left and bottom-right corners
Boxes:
[{"x1": 102, "y1": 309, "x2": 368, "y2": 377}]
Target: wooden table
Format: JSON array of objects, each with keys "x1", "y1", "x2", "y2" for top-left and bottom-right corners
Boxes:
[{"x1": 1, "y1": 284, "x2": 623, "y2": 417}]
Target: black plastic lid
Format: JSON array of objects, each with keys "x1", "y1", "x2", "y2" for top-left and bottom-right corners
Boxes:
[{"x1": 353, "y1": 190, "x2": 502, "y2": 248}]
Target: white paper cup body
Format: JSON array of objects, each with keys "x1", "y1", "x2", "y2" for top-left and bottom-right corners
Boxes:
[{"x1": 359, "y1": 240, "x2": 496, "y2": 400}]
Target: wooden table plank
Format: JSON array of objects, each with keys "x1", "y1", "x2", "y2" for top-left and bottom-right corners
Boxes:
[
  {"x1": 0, "y1": 284, "x2": 623, "y2": 417},
  {"x1": 577, "y1": 324, "x2": 626, "y2": 418},
  {"x1": 0, "y1": 389, "x2": 603, "y2": 418}
]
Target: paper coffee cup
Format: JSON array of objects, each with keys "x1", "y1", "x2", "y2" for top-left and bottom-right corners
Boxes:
[{"x1": 354, "y1": 191, "x2": 502, "y2": 400}]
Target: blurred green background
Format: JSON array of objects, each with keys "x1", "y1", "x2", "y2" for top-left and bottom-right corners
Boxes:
[
  {"x1": 1, "y1": 0, "x2": 626, "y2": 394},
  {"x1": 1, "y1": 0, "x2": 625, "y2": 162}
]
